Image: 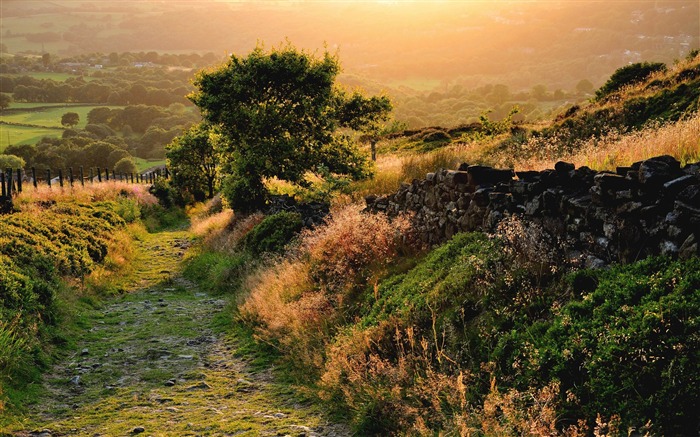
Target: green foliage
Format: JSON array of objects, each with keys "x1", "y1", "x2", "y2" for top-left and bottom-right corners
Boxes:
[
  {"x1": 113, "y1": 157, "x2": 137, "y2": 174},
  {"x1": 242, "y1": 211, "x2": 303, "y2": 256},
  {"x1": 60, "y1": 111, "x2": 80, "y2": 128},
  {"x1": 0, "y1": 154, "x2": 25, "y2": 169},
  {"x1": 140, "y1": 202, "x2": 189, "y2": 232},
  {"x1": 166, "y1": 123, "x2": 221, "y2": 202},
  {"x1": 494, "y1": 256, "x2": 700, "y2": 435},
  {"x1": 0, "y1": 201, "x2": 127, "y2": 408},
  {"x1": 479, "y1": 105, "x2": 520, "y2": 136},
  {"x1": 0, "y1": 93, "x2": 12, "y2": 110},
  {"x1": 182, "y1": 250, "x2": 252, "y2": 294},
  {"x1": 148, "y1": 178, "x2": 181, "y2": 208},
  {"x1": 595, "y1": 62, "x2": 667, "y2": 100},
  {"x1": 190, "y1": 43, "x2": 391, "y2": 212}
]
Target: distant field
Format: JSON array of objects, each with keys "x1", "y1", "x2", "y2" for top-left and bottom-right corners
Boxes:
[
  {"x1": 4, "y1": 72, "x2": 85, "y2": 82},
  {"x1": 135, "y1": 158, "x2": 167, "y2": 173},
  {"x1": 0, "y1": 105, "x2": 124, "y2": 130},
  {"x1": 0, "y1": 125, "x2": 62, "y2": 151},
  {"x1": 8, "y1": 102, "x2": 87, "y2": 110}
]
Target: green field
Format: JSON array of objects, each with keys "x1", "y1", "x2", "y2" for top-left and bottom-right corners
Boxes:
[
  {"x1": 0, "y1": 124, "x2": 62, "y2": 151},
  {"x1": 135, "y1": 158, "x2": 167, "y2": 172},
  {"x1": 7, "y1": 103, "x2": 87, "y2": 110},
  {"x1": 4, "y1": 72, "x2": 86, "y2": 82},
  {"x1": 0, "y1": 105, "x2": 124, "y2": 130}
]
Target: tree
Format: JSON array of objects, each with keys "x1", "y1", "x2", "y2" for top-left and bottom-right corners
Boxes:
[
  {"x1": 4, "y1": 144, "x2": 37, "y2": 167},
  {"x1": 0, "y1": 154, "x2": 25, "y2": 170},
  {"x1": 576, "y1": 79, "x2": 594, "y2": 95},
  {"x1": 166, "y1": 123, "x2": 221, "y2": 201},
  {"x1": 0, "y1": 93, "x2": 11, "y2": 110},
  {"x1": 189, "y1": 43, "x2": 391, "y2": 211},
  {"x1": 336, "y1": 90, "x2": 392, "y2": 161},
  {"x1": 61, "y1": 111, "x2": 80, "y2": 128},
  {"x1": 114, "y1": 157, "x2": 138, "y2": 175}
]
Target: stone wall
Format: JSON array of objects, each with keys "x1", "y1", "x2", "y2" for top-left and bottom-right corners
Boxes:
[{"x1": 365, "y1": 155, "x2": 700, "y2": 267}]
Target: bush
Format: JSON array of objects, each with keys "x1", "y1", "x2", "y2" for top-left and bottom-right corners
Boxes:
[
  {"x1": 596, "y1": 62, "x2": 667, "y2": 100},
  {"x1": 242, "y1": 211, "x2": 303, "y2": 255},
  {"x1": 494, "y1": 256, "x2": 700, "y2": 435},
  {"x1": 0, "y1": 199, "x2": 129, "y2": 409}
]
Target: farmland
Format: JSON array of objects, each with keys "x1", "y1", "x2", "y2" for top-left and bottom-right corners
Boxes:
[
  {"x1": 0, "y1": 104, "x2": 125, "y2": 151},
  {"x1": 0, "y1": 124, "x2": 62, "y2": 151}
]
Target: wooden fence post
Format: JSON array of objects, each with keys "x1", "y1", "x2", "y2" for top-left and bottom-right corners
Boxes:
[
  {"x1": 90, "y1": 168, "x2": 94, "y2": 183},
  {"x1": 32, "y1": 167, "x2": 37, "y2": 189},
  {"x1": 105, "y1": 168, "x2": 109, "y2": 181},
  {"x1": 58, "y1": 169, "x2": 64, "y2": 188},
  {"x1": 1, "y1": 171, "x2": 5, "y2": 197},
  {"x1": 69, "y1": 167, "x2": 74, "y2": 188},
  {"x1": 97, "y1": 168, "x2": 102, "y2": 183},
  {"x1": 47, "y1": 169, "x2": 51, "y2": 188},
  {"x1": 80, "y1": 166, "x2": 85, "y2": 187},
  {"x1": 5, "y1": 169, "x2": 8, "y2": 197},
  {"x1": 16, "y1": 169, "x2": 22, "y2": 193},
  {"x1": 6, "y1": 169, "x2": 12, "y2": 197}
]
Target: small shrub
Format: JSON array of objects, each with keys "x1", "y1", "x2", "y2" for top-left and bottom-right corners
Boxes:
[{"x1": 242, "y1": 211, "x2": 303, "y2": 255}]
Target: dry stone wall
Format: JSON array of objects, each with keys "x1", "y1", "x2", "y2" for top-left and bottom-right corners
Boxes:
[{"x1": 365, "y1": 155, "x2": 700, "y2": 267}]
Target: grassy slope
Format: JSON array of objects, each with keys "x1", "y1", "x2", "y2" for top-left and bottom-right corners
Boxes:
[{"x1": 202, "y1": 56, "x2": 700, "y2": 435}]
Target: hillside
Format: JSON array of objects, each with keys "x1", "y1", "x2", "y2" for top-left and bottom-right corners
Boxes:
[
  {"x1": 167, "y1": 54, "x2": 700, "y2": 436},
  {"x1": 1, "y1": 9, "x2": 699, "y2": 435},
  {"x1": 365, "y1": 52, "x2": 700, "y2": 182}
]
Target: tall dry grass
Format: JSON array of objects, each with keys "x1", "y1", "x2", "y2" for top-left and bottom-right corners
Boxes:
[
  {"x1": 350, "y1": 147, "x2": 472, "y2": 200},
  {"x1": 14, "y1": 182, "x2": 157, "y2": 210},
  {"x1": 239, "y1": 204, "x2": 415, "y2": 372},
  {"x1": 518, "y1": 112, "x2": 700, "y2": 171}
]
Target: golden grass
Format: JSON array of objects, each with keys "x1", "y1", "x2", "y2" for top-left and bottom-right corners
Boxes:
[
  {"x1": 14, "y1": 182, "x2": 158, "y2": 209},
  {"x1": 239, "y1": 204, "x2": 415, "y2": 371},
  {"x1": 518, "y1": 112, "x2": 700, "y2": 171},
  {"x1": 350, "y1": 147, "x2": 474, "y2": 199},
  {"x1": 191, "y1": 209, "x2": 235, "y2": 238}
]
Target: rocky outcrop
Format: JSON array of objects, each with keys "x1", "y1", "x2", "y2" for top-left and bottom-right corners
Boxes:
[{"x1": 365, "y1": 155, "x2": 700, "y2": 266}]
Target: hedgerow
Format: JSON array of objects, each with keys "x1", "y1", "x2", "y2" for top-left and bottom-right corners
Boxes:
[{"x1": 0, "y1": 199, "x2": 131, "y2": 411}]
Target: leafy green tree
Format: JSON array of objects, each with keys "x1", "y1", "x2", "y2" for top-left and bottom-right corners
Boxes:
[
  {"x1": 114, "y1": 157, "x2": 138, "y2": 175},
  {"x1": 336, "y1": 90, "x2": 392, "y2": 160},
  {"x1": 4, "y1": 144, "x2": 37, "y2": 167},
  {"x1": 0, "y1": 93, "x2": 12, "y2": 110},
  {"x1": 87, "y1": 107, "x2": 113, "y2": 125},
  {"x1": 189, "y1": 43, "x2": 391, "y2": 211},
  {"x1": 0, "y1": 154, "x2": 25, "y2": 170},
  {"x1": 61, "y1": 111, "x2": 80, "y2": 128},
  {"x1": 166, "y1": 123, "x2": 221, "y2": 201}
]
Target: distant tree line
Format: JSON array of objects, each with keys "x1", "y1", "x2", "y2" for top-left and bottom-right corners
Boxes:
[
  {"x1": 0, "y1": 52, "x2": 205, "y2": 106},
  {"x1": 3, "y1": 104, "x2": 199, "y2": 171},
  {"x1": 0, "y1": 73, "x2": 192, "y2": 106}
]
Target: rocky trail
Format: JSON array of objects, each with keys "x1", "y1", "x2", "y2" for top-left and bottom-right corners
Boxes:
[{"x1": 9, "y1": 230, "x2": 348, "y2": 437}]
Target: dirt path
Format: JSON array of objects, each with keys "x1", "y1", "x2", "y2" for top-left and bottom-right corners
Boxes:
[{"x1": 10, "y1": 230, "x2": 349, "y2": 437}]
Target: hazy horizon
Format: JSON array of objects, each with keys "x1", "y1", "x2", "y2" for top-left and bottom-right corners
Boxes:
[{"x1": 2, "y1": 0, "x2": 698, "y2": 93}]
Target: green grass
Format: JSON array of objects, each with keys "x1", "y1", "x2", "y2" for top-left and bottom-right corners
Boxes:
[
  {"x1": 0, "y1": 105, "x2": 124, "y2": 130},
  {"x1": 3, "y1": 72, "x2": 85, "y2": 82},
  {"x1": 134, "y1": 157, "x2": 167, "y2": 173},
  {"x1": 7, "y1": 103, "x2": 87, "y2": 110},
  {"x1": 0, "y1": 124, "x2": 63, "y2": 151}
]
